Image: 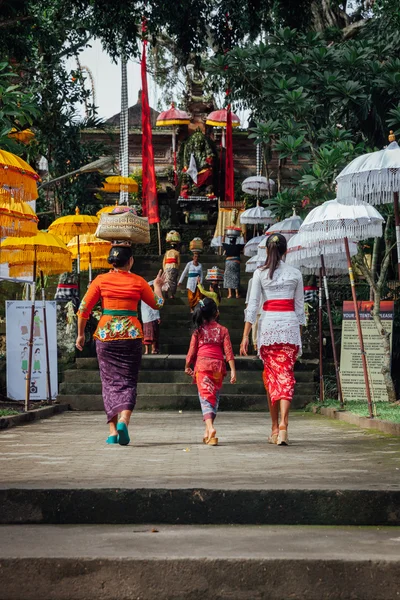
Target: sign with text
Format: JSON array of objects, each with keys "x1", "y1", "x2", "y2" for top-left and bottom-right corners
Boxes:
[
  {"x1": 6, "y1": 301, "x2": 58, "y2": 401},
  {"x1": 340, "y1": 300, "x2": 394, "y2": 402}
]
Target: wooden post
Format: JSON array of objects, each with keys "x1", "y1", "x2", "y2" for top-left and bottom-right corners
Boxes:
[
  {"x1": 320, "y1": 254, "x2": 344, "y2": 409},
  {"x1": 318, "y1": 267, "x2": 324, "y2": 402},
  {"x1": 344, "y1": 236, "x2": 374, "y2": 418},
  {"x1": 25, "y1": 249, "x2": 37, "y2": 412},
  {"x1": 40, "y1": 271, "x2": 52, "y2": 404},
  {"x1": 157, "y1": 222, "x2": 162, "y2": 256},
  {"x1": 88, "y1": 251, "x2": 92, "y2": 284},
  {"x1": 393, "y1": 191, "x2": 400, "y2": 280},
  {"x1": 77, "y1": 234, "x2": 81, "y2": 299}
]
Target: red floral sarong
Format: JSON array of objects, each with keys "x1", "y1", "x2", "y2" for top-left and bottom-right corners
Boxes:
[
  {"x1": 260, "y1": 343, "x2": 299, "y2": 404},
  {"x1": 196, "y1": 369, "x2": 224, "y2": 421}
]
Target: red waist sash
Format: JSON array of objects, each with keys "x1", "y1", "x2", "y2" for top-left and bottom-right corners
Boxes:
[
  {"x1": 165, "y1": 258, "x2": 177, "y2": 264},
  {"x1": 263, "y1": 299, "x2": 295, "y2": 312}
]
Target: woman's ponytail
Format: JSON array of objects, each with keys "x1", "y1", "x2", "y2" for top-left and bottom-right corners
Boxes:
[
  {"x1": 192, "y1": 297, "x2": 218, "y2": 330},
  {"x1": 263, "y1": 233, "x2": 287, "y2": 279}
]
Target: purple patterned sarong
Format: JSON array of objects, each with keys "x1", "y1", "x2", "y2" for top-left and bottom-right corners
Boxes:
[{"x1": 96, "y1": 338, "x2": 142, "y2": 422}]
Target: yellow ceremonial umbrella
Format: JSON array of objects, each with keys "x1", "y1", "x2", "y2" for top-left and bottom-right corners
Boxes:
[
  {"x1": 67, "y1": 234, "x2": 111, "y2": 283},
  {"x1": 101, "y1": 175, "x2": 138, "y2": 194},
  {"x1": 0, "y1": 149, "x2": 39, "y2": 201},
  {"x1": 0, "y1": 231, "x2": 72, "y2": 410},
  {"x1": 48, "y1": 207, "x2": 98, "y2": 243},
  {"x1": 0, "y1": 197, "x2": 38, "y2": 238},
  {"x1": 96, "y1": 200, "x2": 118, "y2": 217},
  {"x1": 48, "y1": 207, "x2": 99, "y2": 294}
]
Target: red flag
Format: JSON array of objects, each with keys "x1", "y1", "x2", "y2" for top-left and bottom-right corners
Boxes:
[
  {"x1": 141, "y1": 41, "x2": 159, "y2": 223},
  {"x1": 225, "y1": 104, "x2": 234, "y2": 204}
]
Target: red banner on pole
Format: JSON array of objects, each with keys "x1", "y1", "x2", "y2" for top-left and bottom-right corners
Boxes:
[
  {"x1": 141, "y1": 41, "x2": 159, "y2": 223},
  {"x1": 225, "y1": 104, "x2": 234, "y2": 204}
]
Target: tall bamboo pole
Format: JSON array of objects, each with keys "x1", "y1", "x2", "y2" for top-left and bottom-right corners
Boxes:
[
  {"x1": 344, "y1": 237, "x2": 374, "y2": 418},
  {"x1": 318, "y1": 267, "x2": 324, "y2": 402},
  {"x1": 320, "y1": 254, "x2": 344, "y2": 409},
  {"x1": 40, "y1": 271, "x2": 52, "y2": 404},
  {"x1": 25, "y1": 248, "x2": 37, "y2": 412}
]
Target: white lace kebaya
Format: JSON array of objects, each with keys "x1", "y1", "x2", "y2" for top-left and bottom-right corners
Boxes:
[{"x1": 245, "y1": 261, "x2": 306, "y2": 352}]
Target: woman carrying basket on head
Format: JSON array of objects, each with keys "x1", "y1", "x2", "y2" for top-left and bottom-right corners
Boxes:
[
  {"x1": 240, "y1": 234, "x2": 305, "y2": 446},
  {"x1": 76, "y1": 244, "x2": 165, "y2": 446}
]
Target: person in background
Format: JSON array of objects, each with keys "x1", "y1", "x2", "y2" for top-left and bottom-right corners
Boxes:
[
  {"x1": 76, "y1": 244, "x2": 165, "y2": 446},
  {"x1": 141, "y1": 280, "x2": 160, "y2": 355},
  {"x1": 178, "y1": 252, "x2": 203, "y2": 311},
  {"x1": 197, "y1": 279, "x2": 221, "y2": 306},
  {"x1": 162, "y1": 231, "x2": 181, "y2": 299},
  {"x1": 245, "y1": 276, "x2": 262, "y2": 354},
  {"x1": 240, "y1": 234, "x2": 305, "y2": 446},
  {"x1": 185, "y1": 298, "x2": 236, "y2": 446},
  {"x1": 223, "y1": 231, "x2": 244, "y2": 299}
]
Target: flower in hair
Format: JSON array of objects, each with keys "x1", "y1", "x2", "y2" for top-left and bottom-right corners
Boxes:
[
  {"x1": 199, "y1": 299, "x2": 205, "y2": 309},
  {"x1": 271, "y1": 235, "x2": 279, "y2": 243}
]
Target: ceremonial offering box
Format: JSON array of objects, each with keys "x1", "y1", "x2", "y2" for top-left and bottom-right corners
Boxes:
[
  {"x1": 189, "y1": 237, "x2": 204, "y2": 253},
  {"x1": 225, "y1": 226, "x2": 242, "y2": 238},
  {"x1": 96, "y1": 207, "x2": 150, "y2": 244},
  {"x1": 206, "y1": 266, "x2": 224, "y2": 282},
  {"x1": 166, "y1": 230, "x2": 181, "y2": 243}
]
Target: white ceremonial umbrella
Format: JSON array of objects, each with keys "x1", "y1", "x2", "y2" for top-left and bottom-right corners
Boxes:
[
  {"x1": 244, "y1": 234, "x2": 265, "y2": 257},
  {"x1": 240, "y1": 205, "x2": 275, "y2": 225},
  {"x1": 266, "y1": 210, "x2": 303, "y2": 241},
  {"x1": 245, "y1": 255, "x2": 259, "y2": 273},
  {"x1": 297, "y1": 199, "x2": 384, "y2": 418},
  {"x1": 287, "y1": 233, "x2": 358, "y2": 408},
  {"x1": 242, "y1": 175, "x2": 275, "y2": 196},
  {"x1": 336, "y1": 131, "x2": 400, "y2": 278}
]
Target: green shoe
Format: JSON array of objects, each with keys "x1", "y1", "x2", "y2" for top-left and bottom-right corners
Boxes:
[
  {"x1": 106, "y1": 435, "x2": 118, "y2": 444},
  {"x1": 117, "y1": 422, "x2": 130, "y2": 446}
]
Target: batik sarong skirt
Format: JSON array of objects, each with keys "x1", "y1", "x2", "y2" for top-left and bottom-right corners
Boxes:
[
  {"x1": 96, "y1": 338, "x2": 142, "y2": 422},
  {"x1": 143, "y1": 320, "x2": 159, "y2": 350},
  {"x1": 188, "y1": 287, "x2": 201, "y2": 310},
  {"x1": 196, "y1": 369, "x2": 224, "y2": 421},
  {"x1": 224, "y1": 259, "x2": 240, "y2": 289},
  {"x1": 164, "y1": 267, "x2": 179, "y2": 296},
  {"x1": 260, "y1": 343, "x2": 299, "y2": 404}
]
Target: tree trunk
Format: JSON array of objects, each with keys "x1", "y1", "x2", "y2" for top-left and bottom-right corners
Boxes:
[
  {"x1": 310, "y1": 0, "x2": 350, "y2": 32},
  {"x1": 369, "y1": 237, "x2": 380, "y2": 301},
  {"x1": 371, "y1": 287, "x2": 397, "y2": 403}
]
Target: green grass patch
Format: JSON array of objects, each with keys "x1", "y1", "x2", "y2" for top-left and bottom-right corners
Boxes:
[
  {"x1": 0, "y1": 408, "x2": 20, "y2": 417},
  {"x1": 306, "y1": 398, "x2": 400, "y2": 424}
]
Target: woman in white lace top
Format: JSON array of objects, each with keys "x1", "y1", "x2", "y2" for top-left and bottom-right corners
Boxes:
[{"x1": 240, "y1": 233, "x2": 305, "y2": 446}]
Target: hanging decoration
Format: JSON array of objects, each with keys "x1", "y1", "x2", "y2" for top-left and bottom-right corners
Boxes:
[
  {"x1": 119, "y1": 57, "x2": 129, "y2": 205},
  {"x1": 0, "y1": 197, "x2": 38, "y2": 238},
  {"x1": 141, "y1": 20, "x2": 159, "y2": 226}
]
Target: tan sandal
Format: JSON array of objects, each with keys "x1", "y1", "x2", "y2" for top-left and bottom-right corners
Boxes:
[
  {"x1": 277, "y1": 427, "x2": 288, "y2": 446},
  {"x1": 203, "y1": 436, "x2": 209, "y2": 444},
  {"x1": 268, "y1": 433, "x2": 278, "y2": 445},
  {"x1": 207, "y1": 437, "x2": 219, "y2": 446}
]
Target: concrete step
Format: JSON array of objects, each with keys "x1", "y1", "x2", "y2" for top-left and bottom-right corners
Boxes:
[
  {"x1": 1, "y1": 524, "x2": 399, "y2": 600},
  {"x1": 63, "y1": 369, "x2": 315, "y2": 384},
  {"x1": 75, "y1": 355, "x2": 318, "y2": 372},
  {"x1": 58, "y1": 393, "x2": 313, "y2": 411}
]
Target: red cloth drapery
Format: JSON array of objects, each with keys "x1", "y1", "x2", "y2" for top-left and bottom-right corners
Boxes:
[
  {"x1": 225, "y1": 104, "x2": 234, "y2": 204},
  {"x1": 141, "y1": 41, "x2": 159, "y2": 224}
]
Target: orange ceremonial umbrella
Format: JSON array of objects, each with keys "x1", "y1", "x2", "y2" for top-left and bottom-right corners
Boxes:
[
  {"x1": 157, "y1": 103, "x2": 191, "y2": 185},
  {"x1": 0, "y1": 149, "x2": 39, "y2": 201}
]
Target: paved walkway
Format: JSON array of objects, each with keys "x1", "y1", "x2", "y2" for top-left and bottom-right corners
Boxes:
[{"x1": 0, "y1": 412, "x2": 399, "y2": 490}]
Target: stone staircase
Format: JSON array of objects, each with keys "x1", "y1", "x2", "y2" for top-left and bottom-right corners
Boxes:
[
  {"x1": 59, "y1": 252, "x2": 317, "y2": 409},
  {"x1": 59, "y1": 354, "x2": 317, "y2": 411}
]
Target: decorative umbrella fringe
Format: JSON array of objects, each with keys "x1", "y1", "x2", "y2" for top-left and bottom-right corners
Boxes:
[
  {"x1": 337, "y1": 168, "x2": 400, "y2": 206},
  {"x1": 298, "y1": 223, "x2": 383, "y2": 244}
]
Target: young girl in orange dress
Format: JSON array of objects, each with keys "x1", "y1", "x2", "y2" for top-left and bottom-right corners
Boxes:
[{"x1": 185, "y1": 298, "x2": 236, "y2": 446}]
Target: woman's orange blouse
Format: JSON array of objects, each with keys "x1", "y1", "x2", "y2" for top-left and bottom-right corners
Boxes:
[{"x1": 77, "y1": 270, "x2": 164, "y2": 342}]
